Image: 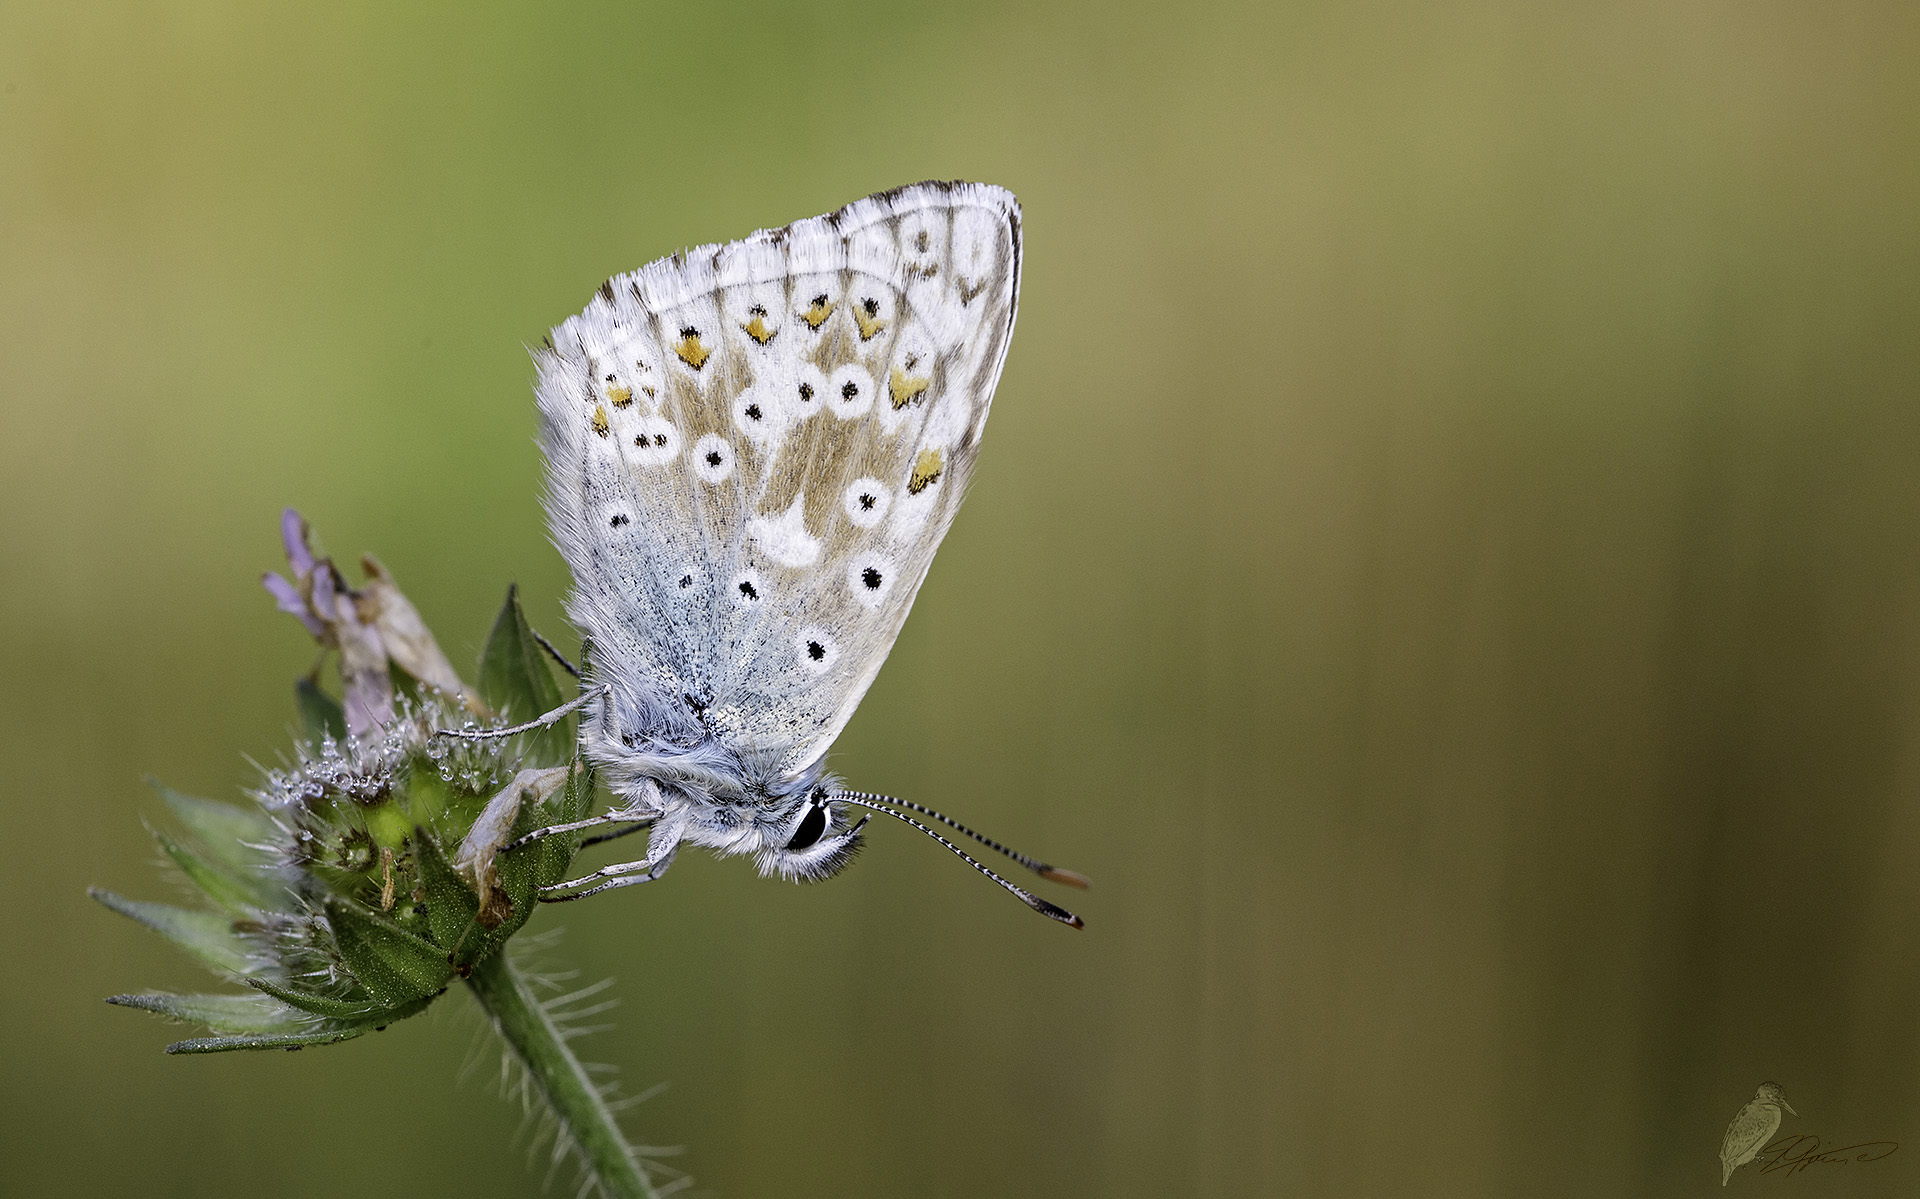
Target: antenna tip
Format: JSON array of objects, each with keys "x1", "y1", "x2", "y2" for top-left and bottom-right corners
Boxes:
[
  {"x1": 1029, "y1": 896, "x2": 1086, "y2": 929},
  {"x1": 1038, "y1": 865, "x2": 1091, "y2": 890}
]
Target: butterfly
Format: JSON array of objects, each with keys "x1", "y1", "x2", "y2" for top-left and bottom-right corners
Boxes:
[{"x1": 462, "y1": 182, "x2": 1085, "y2": 927}]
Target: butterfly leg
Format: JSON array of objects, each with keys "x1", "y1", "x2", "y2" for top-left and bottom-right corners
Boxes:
[
  {"x1": 528, "y1": 626, "x2": 581, "y2": 679},
  {"x1": 505, "y1": 809, "x2": 655, "y2": 852},
  {"x1": 538, "y1": 821, "x2": 684, "y2": 903},
  {"x1": 578, "y1": 820, "x2": 655, "y2": 849},
  {"x1": 506, "y1": 777, "x2": 664, "y2": 852},
  {"x1": 537, "y1": 862, "x2": 670, "y2": 902},
  {"x1": 432, "y1": 685, "x2": 609, "y2": 742}
]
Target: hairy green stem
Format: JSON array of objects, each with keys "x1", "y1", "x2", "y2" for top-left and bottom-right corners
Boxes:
[{"x1": 465, "y1": 949, "x2": 654, "y2": 1199}]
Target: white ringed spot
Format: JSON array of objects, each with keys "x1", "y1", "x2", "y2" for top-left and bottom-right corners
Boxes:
[
  {"x1": 732, "y1": 385, "x2": 780, "y2": 444},
  {"x1": 630, "y1": 416, "x2": 680, "y2": 465},
  {"x1": 842, "y1": 478, "x2": 891, "y2": 528},
  {"x1": 792, "y1": 363, "x2": 829, "y2": 421},
  {"x1": 692, "y1": 434, "x2": 735, "y2": 484},
  {"x1": 730, "y1": 569, "x2": 766, "y2": 607},
  {"x1": 827, "y1": 364, "x2": 874, "y2": 420},
  {"x1": 795, "y1": 626, "x2": 839, "y2": 675},
  {"x1": 847, "y1": 551, "x2": 896, "y2": 611}
]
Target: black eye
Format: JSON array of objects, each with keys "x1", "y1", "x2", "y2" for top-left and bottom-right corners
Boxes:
[{"x1": 786, "y1": 803, "x2": 828, "y2": 851}]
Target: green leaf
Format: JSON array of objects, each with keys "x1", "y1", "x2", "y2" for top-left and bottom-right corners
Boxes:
[
  {"x1": 166, "y1": 1028, "x2": 369, "y2": 1054},
  {"x1": 106, "y1": 990, "x2": 309, "y2": 1035},
  {"x1": 552, "y1": 755, "x2": 593, "y2": 824},
  {"x1": 410, "y1": 825, "x2": 484, "y2": 961},
  {"x1": 478, "y1": 584, "x2": 570, "y2": 766},
  {"x1": 533, "y1": 759, "x2": 596, "y2": 890},
  {"x1": 149, "y1": 780, "x2": 276, "y2": 867},
  {"x1": 325, "y1": 899, "x2": 452, "y2": 1006},
  {"x1": 89, "y1": 889, "x2": 254, "y2": 975},
  {"x1": 295, "y1": 677, "x2": 346, "y2": 744},
  {"x1": 160, "y1": 996, "x2": 436, "y2": 1053},
  {"x1": 152, "y1": 827, "x2": 285, "y2": 915},
  {"x1": 493, "y1": 770, "x2": 575, "y2": 922},
  {"x1": 244, "y1": 977, "x2": 390, "y2": 1021}
]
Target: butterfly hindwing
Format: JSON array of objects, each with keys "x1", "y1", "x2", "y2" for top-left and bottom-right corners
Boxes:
[{"x1": 536, "y1": 182, "x2": 1021, "y2": 782}]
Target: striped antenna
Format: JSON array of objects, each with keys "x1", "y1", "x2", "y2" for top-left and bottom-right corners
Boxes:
[
  {"x1": 831, "y1": 793, "x2": 1086, "y2": 929},
  {"x1": 831, "y1": 790, "x2": 1090, "y2": 889}
]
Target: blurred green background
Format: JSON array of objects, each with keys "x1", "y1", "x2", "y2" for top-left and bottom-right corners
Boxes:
[{"x1": 5, "y1": 1, "x2": 1919, "y2": 1195}]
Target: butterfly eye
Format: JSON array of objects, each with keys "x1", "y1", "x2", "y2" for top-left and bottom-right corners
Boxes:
[{"x1": 785, "y1": 801, "x2": 828, "y2": 852}]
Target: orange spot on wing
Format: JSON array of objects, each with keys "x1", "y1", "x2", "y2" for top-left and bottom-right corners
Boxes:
[
  {"x1": 800, "y1": 295, "x2": 834, "y2": 329},
  {"x1": 743, "y1": 316, "x2": 775, "y2": 345},
  {"x1": 888, "y1": 368, "x2": 930, "y2": 409},
  {"x1": 590, "y1": 406, "x2": 610, "y2": 438},
  {"x1": 908, "y1": 448, "x2": 944, "y2": 495},
  {"x1": 607, "y1": 385, "x2": 633, "y2": 408},
  {"x1": 675, "y1": 333, "x2": 710, "y2": 369}
]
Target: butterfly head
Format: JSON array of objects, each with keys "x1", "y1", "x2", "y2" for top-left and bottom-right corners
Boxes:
[{"x1": 755, "y1": 789, "x2": 867, "y2": 883}]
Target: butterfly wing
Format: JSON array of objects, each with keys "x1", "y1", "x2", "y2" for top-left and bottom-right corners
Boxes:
[{"x1": 536, "y1": 181, "x2": 1021, "y2": 783}]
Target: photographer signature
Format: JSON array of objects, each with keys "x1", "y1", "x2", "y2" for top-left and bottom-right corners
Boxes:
[{"x1": 1756, "y1": 1134, "x2": 1898, "y2": 1178}]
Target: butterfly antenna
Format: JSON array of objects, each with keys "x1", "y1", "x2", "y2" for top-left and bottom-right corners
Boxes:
[
  {"x1": 832, "y1": 795, "x2": 1085, "y2": 929},
  {"x1": 831, "y1": 790, "x2": 1090, "y2": 889}
]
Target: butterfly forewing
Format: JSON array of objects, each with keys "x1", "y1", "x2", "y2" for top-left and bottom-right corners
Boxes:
[{"x1": 536, "y1": 182, "x2": 1021, "y2": 782}]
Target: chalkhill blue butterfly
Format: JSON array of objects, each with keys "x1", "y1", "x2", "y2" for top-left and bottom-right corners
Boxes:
[{"x1": 452, "y1": 182, "x2": 1086, "y2": 927}]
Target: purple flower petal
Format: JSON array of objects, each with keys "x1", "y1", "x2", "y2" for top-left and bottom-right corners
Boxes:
[
  {"x1": 311, "y1": 562, "x2": 339, "y2": 624},
  {"x1": 337, "y1": 618, "x2": 394, "y2": 739},
  {"x1": 280, "y1": 508, "x2": 315, "y2": 577},
  {"x1": 262, "y1": 572, "x2": 326, "y2": 638}
]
